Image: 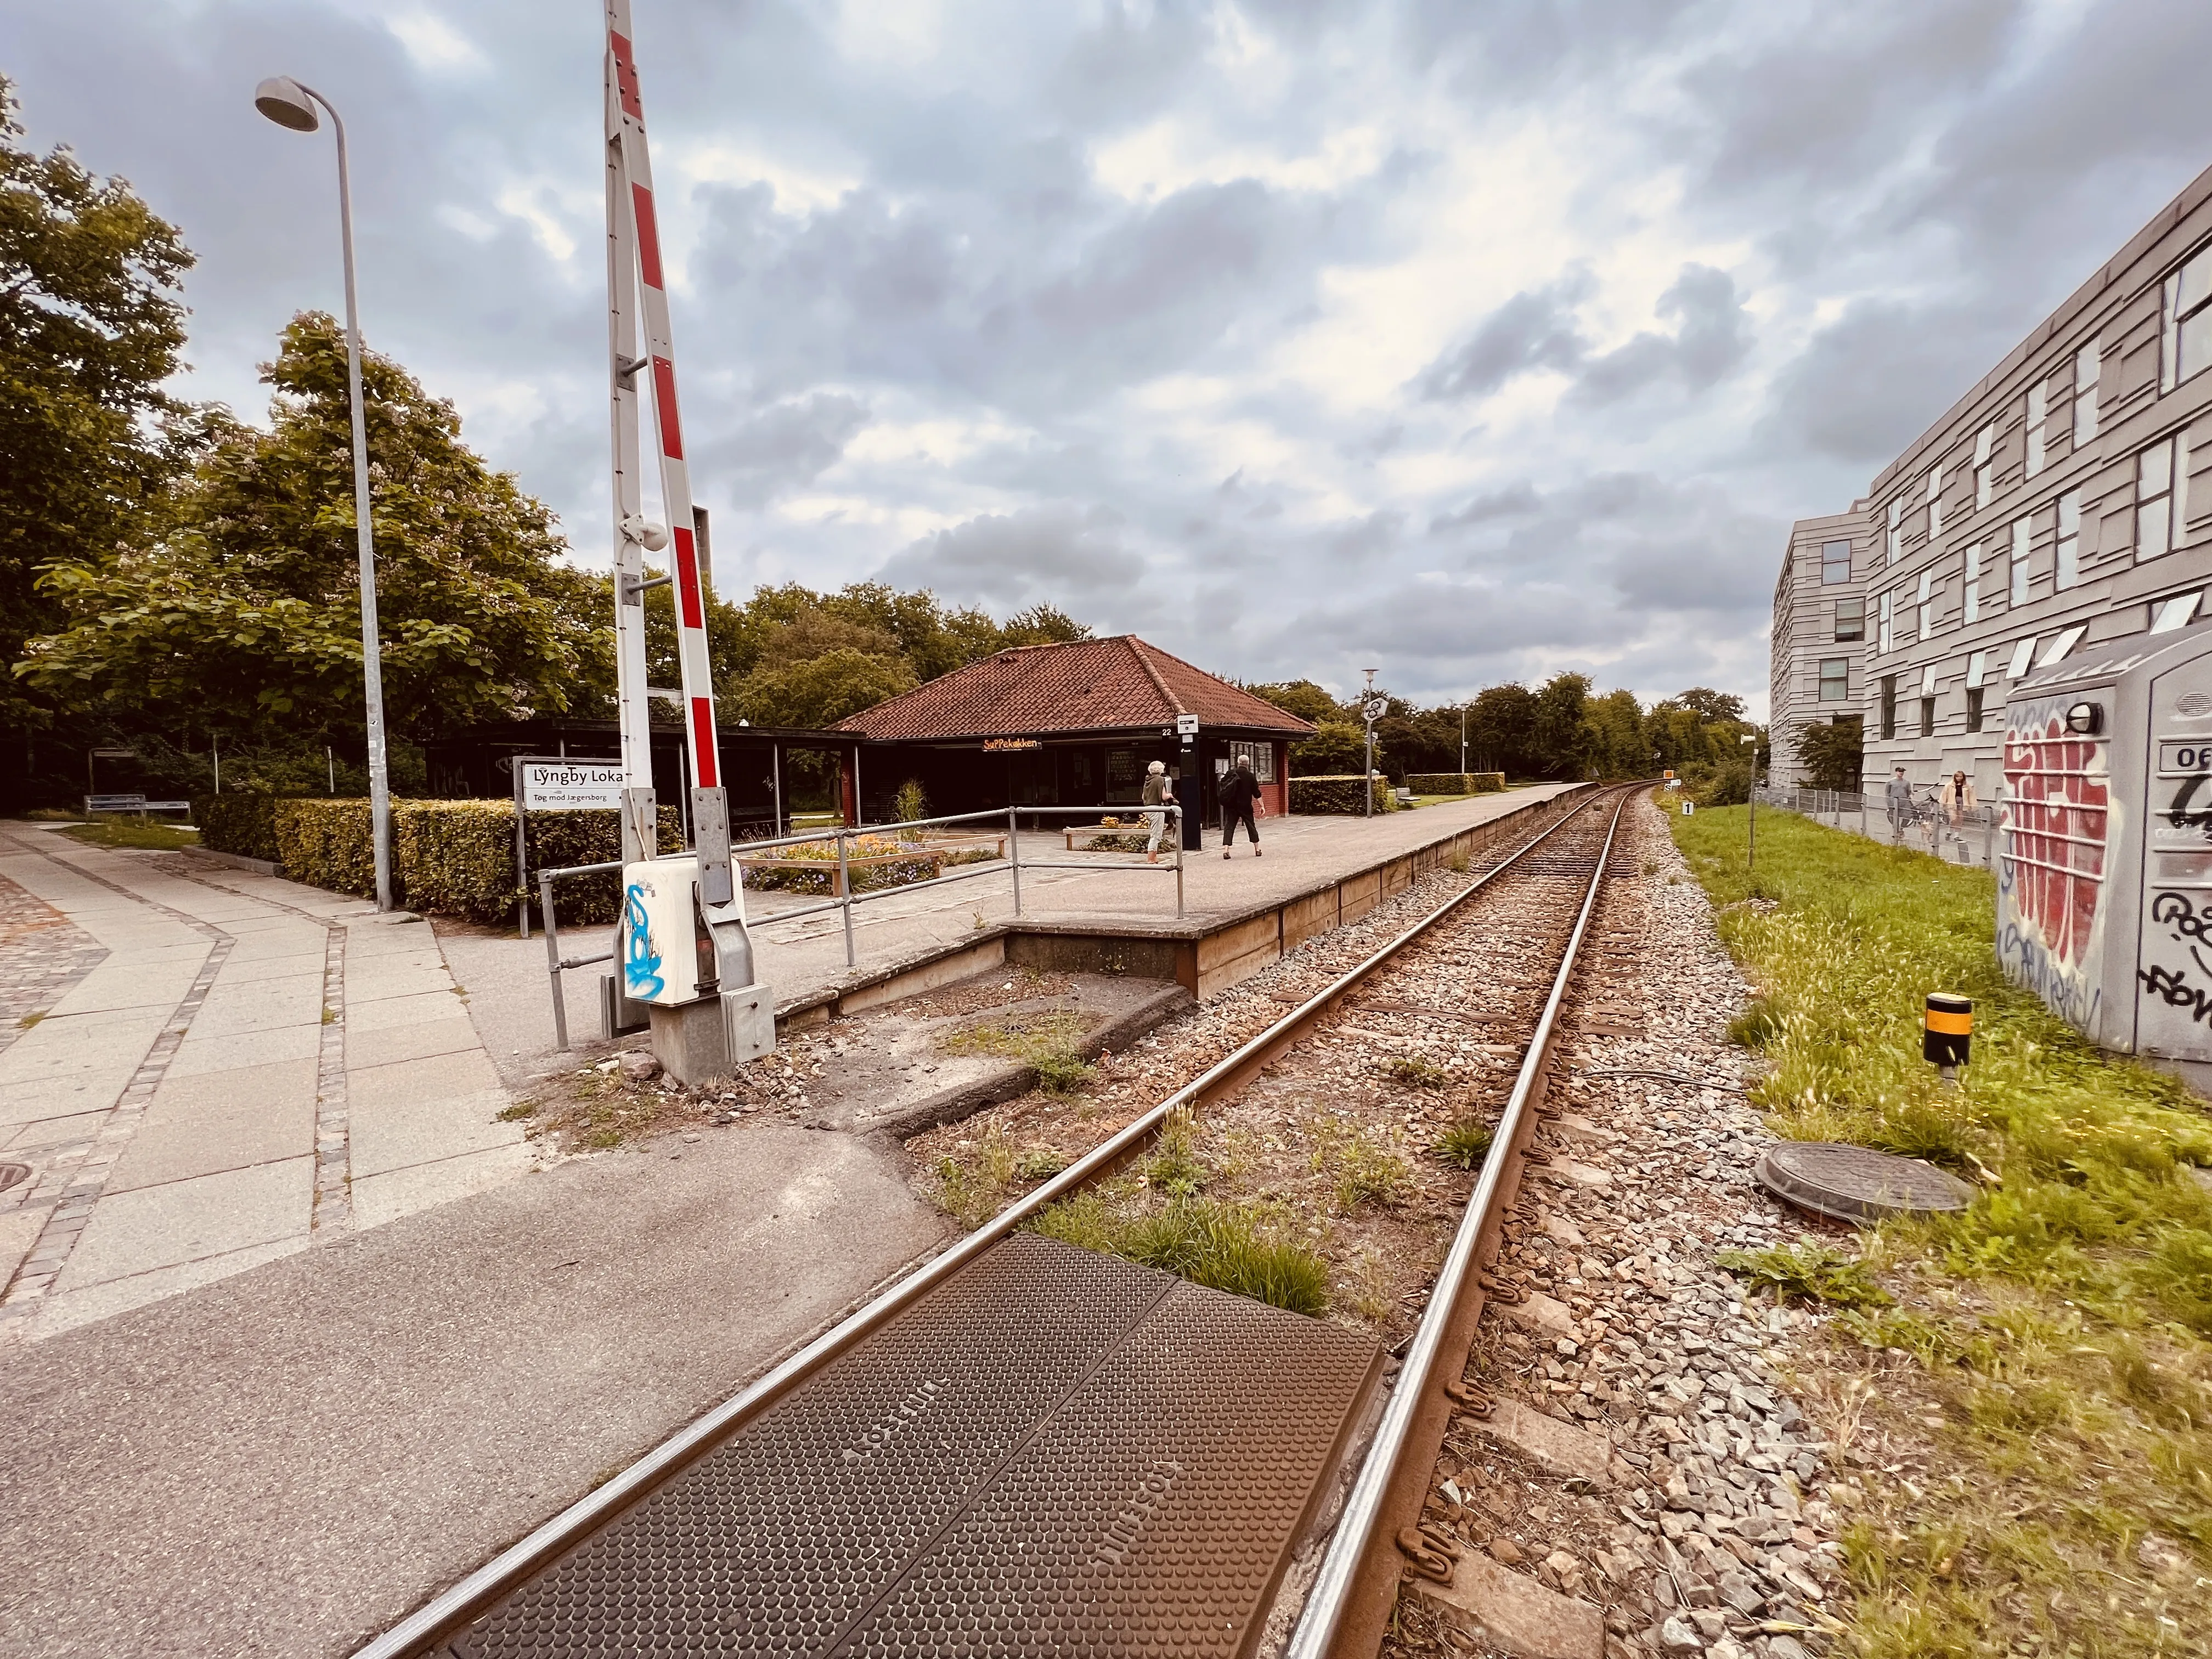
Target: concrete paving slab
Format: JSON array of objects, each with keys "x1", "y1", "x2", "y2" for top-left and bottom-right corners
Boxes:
[
  {"x1": 0, "y1": 1208, "x2": 45, "y2": 1293},
  {"x1": 0, "y1": 1122, "x2": 947, "y2": 1659},
  {"x1": 344, "y1": 1014, "x2": 482, "y2": 1070},
  {"x1": 346, "y1": 988, "x2": 466, "y2": 1030},
  {"x1": 185, "y1": 984, "x2": 326, "y2": 1040},
  {"x1": 0, "y1": 1074, "x2": 129, "y2": 1126},
  {"x1": 144, "y1": 1056, "x2": 319, "y2": 1122},
  {"x1": 347, "y1": 1046, "x2": 506, "y2": 1111},
  {"x1": 54, "y1": 1156, "x2": 313, "y2": 1291},
  {"x1": 42, "y1": 961, "x2": 202, "y2": 1018},
  {"x1": 106, "y1": 1097, "x2": 316, "y2": 1192},
  {"x1": 221, "y1": 928, "x2": 337, "y2": 961},
  {"x1": 346, "y1": 917, "x2": 443, "y2": 956},
  {"x1": 165, "y1": 1023, "x2": 320, "y2": 1077},
  {"x1": 212, "y1": 950, "x2": 330, "y2": 986},
  {"x1": 349, "y1": 1091, "x2": 520, "y2": 1178},
  {"x1": 352, "y1": 1142, "x2": 535, "y2": 1229},
  {"x1": 1, "y1": 1109, "x2": 111, "y2": 1150},
  {"x1": 33, "y1": 1236, "x2": 311, "y2": 1339}
]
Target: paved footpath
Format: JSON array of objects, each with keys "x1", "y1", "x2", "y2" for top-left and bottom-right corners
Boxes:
[{"x1": 0, "y1": 823, "x2": 531, "y2": 1342}]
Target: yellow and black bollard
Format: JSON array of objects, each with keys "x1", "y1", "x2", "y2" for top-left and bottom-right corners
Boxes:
[{"x1": 1924, "y1": 992, "x2": 1972, "y2": 1085}]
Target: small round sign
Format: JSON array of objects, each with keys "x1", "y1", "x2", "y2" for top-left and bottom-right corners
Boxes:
[{"x1": 1754, "y1": 1141, "x2": 1973, "y2": 1222}]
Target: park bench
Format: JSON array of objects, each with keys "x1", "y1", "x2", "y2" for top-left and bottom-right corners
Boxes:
[{"x1": 83, "y1": 793, "x2": 193, "y2": 819}]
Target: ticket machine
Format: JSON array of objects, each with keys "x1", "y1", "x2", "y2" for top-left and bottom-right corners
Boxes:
[{"x1": 1999, "y1": 619, "x2": 2212, "y2": 1091}]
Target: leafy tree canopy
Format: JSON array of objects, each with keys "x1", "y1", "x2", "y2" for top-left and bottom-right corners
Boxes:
[
  {"x1": 20, "y1": 312, "x2": 609, "y2": 746},
  {"x1": 1, "y1": 76, "x2": 194, "y2": 731}
]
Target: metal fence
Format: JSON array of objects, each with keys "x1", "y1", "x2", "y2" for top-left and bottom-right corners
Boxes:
[
  {"x1": 533, "y1": 804, "x2": 1187, "y2": 1049},
  {"x1": 1755, "y1": 785, "x2": 2000, "y2": 869}
]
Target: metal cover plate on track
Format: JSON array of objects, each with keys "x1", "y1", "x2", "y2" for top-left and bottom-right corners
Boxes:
[
  {"x1": 1756, "y1": 1141, "x2": 1974, "y2": 1221},
  {"x1": 439, "y1": 1233, "x2": 1379, "y2": 1659}
]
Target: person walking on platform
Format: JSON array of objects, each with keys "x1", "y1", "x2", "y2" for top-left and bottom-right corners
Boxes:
[
  {"x1": 1219, "y1": 756, "x2": 1262, "y2": 858},
  {"x1": 1142, "y1": 760, "x2": 1173, "y2": 864},
  {"x1": 1885, "y1": 765, "x2": 1911, "y2": 844},
  {"x1": 1939, "y1": 769, "x2": 1977, "y2": 826}
]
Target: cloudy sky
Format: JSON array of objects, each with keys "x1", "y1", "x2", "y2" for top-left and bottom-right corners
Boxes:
[{"x1": 9, "y1": 0, "x2": 2211, "y2": 714}]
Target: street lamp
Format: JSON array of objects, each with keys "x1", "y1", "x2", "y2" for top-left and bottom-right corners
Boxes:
[
  {"x1": 1360, "y1": 668, "x2": 1383, "y2": 819},
  {"x1": 255, "y1": 75, "x2": 393, "y2": 912}
]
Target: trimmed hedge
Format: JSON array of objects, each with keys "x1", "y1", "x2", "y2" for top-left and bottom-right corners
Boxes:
[
  {"x1": 1405, "y1": 772, "x2": 1506, "y2": 796},
  {"x1": 1288, "y1": 775, "x2": 1400, "y2": 815},
  {"x1": 196, "y1": 795, "x2": 680, "y2": 925}
]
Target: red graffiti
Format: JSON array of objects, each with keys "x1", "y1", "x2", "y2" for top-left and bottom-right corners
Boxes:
[{"x1": 2002, "y1": 709, "x2": 2108, "y2": 972}]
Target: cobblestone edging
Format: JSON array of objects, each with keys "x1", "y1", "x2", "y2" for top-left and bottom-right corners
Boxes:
[
  {"x1": 313, "y1": 921, "x2": 352, "y2": 1232},
  {"x1": 0, "y1": 872, "x2": 108, "y2": 1062},
  {"x1": 0, "y1": 859, "x2": 231, "y2": 1339}
]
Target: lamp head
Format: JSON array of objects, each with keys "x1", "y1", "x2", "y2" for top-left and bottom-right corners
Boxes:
[{"x1": 255, "y1": 77, "x2": 320, "y2": 132}]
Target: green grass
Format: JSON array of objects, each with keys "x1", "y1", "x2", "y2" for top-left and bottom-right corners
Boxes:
[
  {"x1": 60, "y1": 815, "x2": 199, "y2": 851},
  {"x1": 1674, "y1": 799, "x2": 2212, "y2": 1658},
  {"x1": 1435, "y1": 1118, "x2": 1493, "y2": 1170},
  {"x1": 939, "y1": 1011, "x2": 1096, "y2": 1095},
  {"x1": 1031, "y1": 1189, "x2": 1330, "y2": 1314},
  {"x1": 1718, "y1": 1239, "x2": 1891, "y2": 1308},
  {"x1": 1385, "y1": 1052, "x2": 1451, "y2": 1089}
]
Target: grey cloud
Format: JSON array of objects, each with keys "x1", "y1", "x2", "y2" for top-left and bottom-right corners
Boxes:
[
  {"x1": 1413, "y1": 270, "x2": 1592, "y2": 400},
  {"x1": 699, "y1": 392, "x2": 870, "y2": 507},
  {"x1": 1570, "y1": 264, "x2": 1751, "y2": 405},
  {"x1": 1428, "y1": 481, "x2": 1541, "y2": 533},
  {"x1": 1764, "y1": 296, "x2": 2001, "y2": 464},
  {"x1": 875, "y1": 505, "x2": 1150, "y2": 611}
]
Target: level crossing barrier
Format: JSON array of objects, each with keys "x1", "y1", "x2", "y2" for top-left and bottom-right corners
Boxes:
[{"x1": 533, "y1": 804, "x2": 1184, "y2": 1049}]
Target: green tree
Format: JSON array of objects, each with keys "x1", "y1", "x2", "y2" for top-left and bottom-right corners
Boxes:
[
  {"x1": 20, "y1": 312, "x2": 608, "y2": 749},
  {"x1": 1249, "y1": 679, "x2": 1346, "y2": 726},
  {"x1": 736, "y1": 646, "x2": 916, "y2": 728},
  {"x1": 1, "y1": 77, "x2": 195, "y2": 747},
  {"x1": 1466, "y1": 683, "x2": 1538, "y2": 777},
  {"x1": 1531, "y1": 672, "x2": 1593, "y2": 778},
  {"x1": 1290, "y1": 719, "x2": 1366, "y2": 775},
  {"x1": 1792, "y1": 719, "x2": 1864, "y2": 792},
  {"x1": 1581, "y1": 686, "x2": 1649, "y2": 777}
]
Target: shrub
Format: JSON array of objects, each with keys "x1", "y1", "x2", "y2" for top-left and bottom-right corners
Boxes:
[
  {"x1": 194, "y1": 794, "x2": 289, "y2": 863},
  {"x1": 1718, "y1": 1239, "x2": 1891, "y2": 1308},
  {"x1": 1289, "y1": 775, "x2": 1399, "y2": 815},
  {"x1": 1406, "y1": 772, "x2": 1505, "y2": 795},
  {"x1": 1436, "y1": 1118, "x2": 1493, "y2": 1170},
  {"x1": 275, "y1": 798, "x2": 377, "y2": 898}
]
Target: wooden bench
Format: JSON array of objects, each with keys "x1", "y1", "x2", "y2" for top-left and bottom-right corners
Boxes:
[{"x1": 83, "y1": 793, "x2": 193, "y2": 819}]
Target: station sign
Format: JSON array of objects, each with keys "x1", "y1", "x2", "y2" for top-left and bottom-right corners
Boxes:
[
  {"x1": 520, "y1": 761, "x2": 626, "y2": 810},
  {"x1": 983, "y1": 737, "x2": 1042, "y2": 752},
  {"x1": 1176, "y1": 714, "x2": 1199, "y2": 737}
]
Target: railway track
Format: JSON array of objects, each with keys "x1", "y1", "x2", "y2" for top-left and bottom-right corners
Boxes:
[{"x1": 359, "y1": 785, "x2": 1641, "y2": 1659}]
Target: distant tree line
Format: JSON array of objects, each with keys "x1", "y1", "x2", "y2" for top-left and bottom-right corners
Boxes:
[{"x1": 1246, "y1": 674, "x2": 1763, "y2": 795}]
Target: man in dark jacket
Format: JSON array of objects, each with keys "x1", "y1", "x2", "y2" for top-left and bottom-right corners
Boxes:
[{"x1": 1218, "y1": 758, "x2": 1262, "y2": 858}]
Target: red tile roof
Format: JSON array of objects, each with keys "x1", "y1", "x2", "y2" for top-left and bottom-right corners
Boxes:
[{"x1": 834, "y1": 635, "x2": 1316, "y2": 741}]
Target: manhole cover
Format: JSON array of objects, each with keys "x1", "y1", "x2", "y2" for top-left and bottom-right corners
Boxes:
[
  {"x1": 0, "y1": 1163, "x2": 28, "y2": 1194},
  {"x1": 1755, "y1": 1141, "x2": 1973, "y2": 1221}
]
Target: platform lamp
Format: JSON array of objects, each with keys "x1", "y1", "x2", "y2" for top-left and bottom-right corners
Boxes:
[
  {"x1": 1741, "y1": 730, "x2": 1758, "y2": 872},
  {"x1": 254, "y1": 74, "x2": 393, "y2": 912}
]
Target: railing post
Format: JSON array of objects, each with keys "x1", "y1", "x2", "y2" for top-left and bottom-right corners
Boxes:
[
  {"x1": 1009, "y1": 806, "x2": 1023, "y2": 917},
  {"x1": 540, "y1": 871, "x2": 567, "y2": 1051},
  {"x1": 1174, "y1": 806, "x2": 1184, "y2": 917},
  {"x1": 836, "y1": 828, "x2": 855, "y2": 967}
]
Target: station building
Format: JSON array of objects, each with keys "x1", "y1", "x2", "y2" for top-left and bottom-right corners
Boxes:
[
  {"x1": 1771, "y1": 160, "x2": 2212, "y2": 796},
  {"x1": 831, "y1": 635, "x2": 1312, "y2": 827}
]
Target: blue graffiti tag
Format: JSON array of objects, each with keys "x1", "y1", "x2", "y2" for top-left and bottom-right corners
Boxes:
[{"x1": 623, "y1": 881, "x2": 664, "y2": 999}]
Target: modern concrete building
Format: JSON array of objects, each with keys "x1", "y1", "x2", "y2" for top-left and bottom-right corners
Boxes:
[{"x1": 1772, "y1": 160, "x2": 2212, "y2": 797}]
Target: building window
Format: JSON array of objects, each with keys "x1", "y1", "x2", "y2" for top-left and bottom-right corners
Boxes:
[
  {"x1": 1963, "y1": 541, "x2": 1983, "y2": 623},
  {"x1": 2073, "y1": 338, "x2": 2101, "y2": 447},
  {"x1": 2153, "y1": 591, "x2": 2203, "y2": 634},
  {"x1": 1966, "y1": 687, "x2": 1985, "y2": 732},
  {"x1": 2056, "y1": 489, "x2": 2082, "y2": 588},
  {"x1": 1974, "y1": 426, "x2": 1994, "y2": 509},
  {"x1": 1886, "y1": 498, "x2": 1903, "y2": 565},
  {"x1": 1966, "y1": 648, "x2": 1990, "y2": 689},
  {"x1": 1820, "y1": 538, "x2": 1852, "y2": 584},
  {"x1": 2026, "y1": 383, "x2": 2047, "y2": 478},
  {"x1": 1920, "y1": 697, "x2": 1936, "y2": 738},
  {"x1": 2138, "y1": 434, "x2": 2187, "y2": 561},
  {"x1": 2007, "y1": 637, "x2": 2039, "y2": 679},
  {"x1": 1916, "y1": 570, "x2": 1934, "y2": 642},
  {"x1": 2036, "y1": 623, "x2": 2087, "y2": 669},
  {"x1": 1833, "y1": 596, "x2": 1865, "y2": 641},
  {"x1": 1927, "y1": 464, "x2": 1944, "y2": 538},
  {"x1": 1878, "y1": 589, "x2": 1894, "y2": 652},
  {"x1": 2162, "y1": 244, "x2": 2212, "y2": 393},
  {"x1": 1880, "y1": 674, "x2": 1898, "y2": 740},
  {"x1": 2010, "y1": 516, "x2": 2030, "y2": 605},
  {"x1": 1819, "y1": 658, "x2": 1849, "y2": 701},
  {"x1": 1225, "y1": 738, "x2": 1276, "y2": 782}
]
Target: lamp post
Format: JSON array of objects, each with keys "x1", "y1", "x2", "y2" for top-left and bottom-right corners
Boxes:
[
  {"x1": 1360, "y1": 668, "x2": 1381, "y2": 819},
  {"x1": 255, "y1": 75, "x2": 393, "y2": 912},
  {"x1": 1741, "y1": 730, "x2": 1758, "y2": 872}
]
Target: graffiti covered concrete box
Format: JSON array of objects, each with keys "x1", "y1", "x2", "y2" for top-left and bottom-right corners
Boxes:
[{"x1": 2001, "y1": 618, "x2": 2212, "y2": 1086}]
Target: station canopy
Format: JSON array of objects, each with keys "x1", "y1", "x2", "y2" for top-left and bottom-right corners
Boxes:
[{"x1": 833, "y1": 635, "x2": 1316, "y2": 741}]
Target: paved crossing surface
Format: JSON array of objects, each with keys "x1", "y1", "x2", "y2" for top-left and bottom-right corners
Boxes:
[{"x1": 0, "y1": 823, "x2": 531, "y2": 1342}]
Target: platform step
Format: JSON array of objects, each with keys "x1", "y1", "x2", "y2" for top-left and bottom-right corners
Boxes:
[{"x1": 439, "y1": 1233, "x2": 1380, "y2": 1658}]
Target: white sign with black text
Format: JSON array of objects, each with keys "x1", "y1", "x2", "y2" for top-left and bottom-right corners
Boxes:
[{"x1": 520, "y1": 761, "x2": 627, "y2": 810}]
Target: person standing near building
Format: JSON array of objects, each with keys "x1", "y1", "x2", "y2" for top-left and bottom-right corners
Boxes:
[
  {"x1": 1142, "y1": 760, "x2": 1173, "y2": 863},
  {"x1": 1218, "y1": 755, "x2": 1262, "y2": 858},
  {"x1": 1886, "y1": 765, "x2": 1912, "y2": 844},
  {"x1": 1939, "y1": 770, "x2": 1977, "y2": 825}
]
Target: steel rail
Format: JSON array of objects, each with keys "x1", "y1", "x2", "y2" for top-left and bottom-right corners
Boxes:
[
  {"x1": 353, "y1": 785, "x2": 1612, "y2": 1659},
  {"x1": 1286, "y1": 787, "x2": 1629, "y2": 1659}
]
